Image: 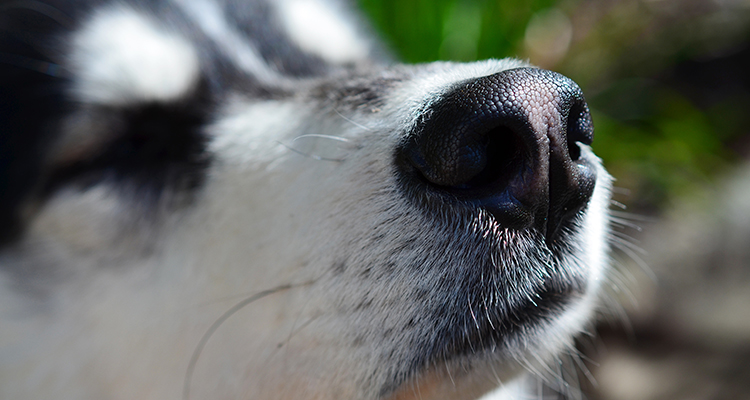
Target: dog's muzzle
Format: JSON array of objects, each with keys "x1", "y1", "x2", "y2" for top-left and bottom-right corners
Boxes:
[{"x1": 400, "y1": 67, "x2": 597, "y2": 242}]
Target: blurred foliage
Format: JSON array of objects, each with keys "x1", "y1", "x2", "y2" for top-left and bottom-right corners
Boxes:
[
  {"x1": 358, "y1": 0, "x2": 750, "y2": 211},
  {"x1": 359, "y1": 0, "x2": 557, "y2": 62}
]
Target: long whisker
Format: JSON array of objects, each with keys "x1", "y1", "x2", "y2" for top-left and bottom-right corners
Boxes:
[
  {"x1": 183, "y1": 282, "x2": 310, "y2": 400},
  {"x1": 276, "y1": 140, "x2": 345, "y2": 162},
  {"x1": 292, "y1": 133, "x2": 349, "y2": 143},
  {"x1": 609, "y1": 215, "x2": 644, "y2": 232},
  {"x1": 609, "y1": 234, "x2": 656, "y2": 283},
  {"x1": 333, "y1": 107, "x2": 372, "y2": 131},
  {"x1": 610, "y1": 209, "x2": 656, "y2": 223}
]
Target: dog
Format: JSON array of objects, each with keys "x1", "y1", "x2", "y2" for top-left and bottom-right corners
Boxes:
[{"x1": 0, "y1": 0, "x2": 613, "y2": 399}]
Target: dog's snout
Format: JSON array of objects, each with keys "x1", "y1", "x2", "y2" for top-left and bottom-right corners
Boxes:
[{"x1": 401, "y1": 67, "x2": 597, "y2": 240}]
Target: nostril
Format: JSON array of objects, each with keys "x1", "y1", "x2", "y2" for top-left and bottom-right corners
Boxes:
[
  {"x1": 401, "y1": 103, "x2": 541, "y2": 231},
  {"x1": 457, "y1": 126, "x2": 525, "y2": 190},
  {"x1": 402, "y1": 107, "x2": 533, "y2": 191},
  {"x1": 566, "y1": 101, "x2": 594, "y2": 162},
  {"x1": 408, "y1": 123, "x2": 528, "y2": 191}
]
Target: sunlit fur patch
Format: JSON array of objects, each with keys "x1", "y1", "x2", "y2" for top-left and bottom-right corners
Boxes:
[
  {"x1": 276, "y1": 0, "x2": 371, "y2": 65},
  {"x1": 70, "y1": 6, "x2": 200, "y2": 104}
]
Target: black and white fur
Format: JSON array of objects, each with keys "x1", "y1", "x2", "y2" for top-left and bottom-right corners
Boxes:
[{"x1": 0, "y1": 1, "x2": 612, "y2": 399}]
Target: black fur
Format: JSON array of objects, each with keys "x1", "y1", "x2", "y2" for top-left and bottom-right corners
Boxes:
[
  {"x1": 44, "y1": 87, "x2": 213, "y2": 203},
  {"x1": 0, "y1": 1, "x2": 71, "y2": 243},
  {"x1": 0, "y1": 1, "x2": 215, "y2": 243}
]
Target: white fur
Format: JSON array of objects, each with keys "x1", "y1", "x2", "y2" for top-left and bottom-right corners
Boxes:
[
  {"x1": 70, "y1": 7, "x2": 200, "y2": 104},
  {"x1": 276, "y1": 0, "x2": 370, "y2": 64},
  {"x1": 477, "y1": 379, "x2": 526, "y2": 400},
  {"x1": 580, "y1": 146, "x2": 613, "y2": 294},
  {"x1": 208, "y1": 97, "x2": 312, "y2": 167}
]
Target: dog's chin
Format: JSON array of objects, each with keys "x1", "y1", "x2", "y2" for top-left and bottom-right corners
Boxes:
[{"x1": 370, "y1": 216, "x2": 593, "y2": 398}]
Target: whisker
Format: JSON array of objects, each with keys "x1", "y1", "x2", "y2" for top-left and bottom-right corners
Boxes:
[
  {"x1": 292, "y1": 133, "x2": 349, "y2": 143},
  {"x1": 444, "y1": 356, "x2": 456, "y2": 387},
  {"x1": 605, "y1": 262, "x2": 639, "y2": 299},
  {"x1": 487, "y1": 361, "x2": 502, "y2": 387},
  {"x1": 611, "y1": 186, "x2": 632, "y2": 196},
  {"x1": 555, "y1": 367, "x2": 569, "y2": 398},
  {"x1": 610, "y1": 210, "x2": 656, "y2": 223},
  {"x1": 333, "y1": 107, "x2": 372, "y2": 131},
  {"x1": 516, "y1": 357, "x2": 545, "y2": 386},
  {"x1": 567, "y1": 345, "x2": 597, "y2": 390},
  {"x1": 609, "y1": 215, "x2": 643, "y2": 232},
  {"x1": 609, "y1": 235, "x2": 656, "y2": 283},
  {"x1": 183, "y1": 281, "x2": 312, "y2": 400},
  {"x1": 610, "y1": 230, "x2": 643, "y2": 250},
  {"x1": 276, "y1": 140, "x2": 345, "y2": 162},
  {"x1": 280, "y1": 313, "x2": 319, "y2": 349},
  {"x1": 600, "y1": 288, "x2": 637, "y2": 339},
  {"x1": 610, "y1": 199, "x2": 627, "y2": 210}
]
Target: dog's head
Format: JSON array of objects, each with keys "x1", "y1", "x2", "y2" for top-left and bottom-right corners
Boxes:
[{"x1": 0, "y1": 2, "x2": 611, "y2": 399}]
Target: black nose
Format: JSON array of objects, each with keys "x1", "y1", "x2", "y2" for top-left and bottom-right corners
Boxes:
[{"x1": 400, "y1": 67, "x2": 596, "y2": 241}]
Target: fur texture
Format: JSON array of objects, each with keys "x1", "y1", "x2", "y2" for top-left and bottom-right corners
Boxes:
[{"x1": 0, "y1": 1, "x2": 612, "y2": 399}]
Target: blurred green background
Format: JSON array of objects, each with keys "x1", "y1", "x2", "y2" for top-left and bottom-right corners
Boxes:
[{"x1": 359, "y1": 0, "x2": 750, "y2": 212}]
